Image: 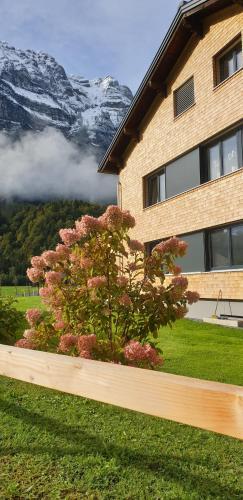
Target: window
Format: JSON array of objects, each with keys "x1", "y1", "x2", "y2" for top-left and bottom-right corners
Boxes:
[
  {"x1": 208, "y1": 223, "x2": 243, "y2": 269},
  {"x1": 215, "y1": 37, "x2": 242, "y2": 85},
  {"x1": 145, "y1": 127, "x2": 242, "y2": 208},
  {"x1": 146, "y1": 223, "x2": 243, "y2": 274},
  {"x1": 146, "y1": 169, "x2": 165, "y2": 206},
  {"x1": 176, "y1": 232, "x2": 205, "y2": 273},
  {"x1": 174, "y1": 77, "x2": 195, "y2": 117},
  {"x1": 146, "y1": 232, "x2": 205, "y2": 273},
  {"x1": 205, "y1": 129, "x2": 243, "y2": 181},
  {"x1": 145, "y1": 148, "x2": 200, "y2": 207}
]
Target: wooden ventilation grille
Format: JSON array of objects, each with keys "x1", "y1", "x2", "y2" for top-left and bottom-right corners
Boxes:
[{"x1": 174, "y1": 77, "x2": 195, "y2": 117}]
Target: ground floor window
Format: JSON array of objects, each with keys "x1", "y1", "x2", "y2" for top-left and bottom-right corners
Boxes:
[
  {"x1": 208, "y1": 223, "x2": 243, "y2": 270},
  {"x1": 145, "y1": 221, "x2": 243, "y2": 273}
]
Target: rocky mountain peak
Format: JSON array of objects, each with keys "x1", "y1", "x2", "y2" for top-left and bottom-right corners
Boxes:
[{"x1": 0, "y1": 41, "x2": 133, "y2": 158}]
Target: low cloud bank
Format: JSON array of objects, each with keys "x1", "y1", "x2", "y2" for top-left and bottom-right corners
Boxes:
[{"x1": 0, "y1": 128, "x2": 117, "y2": 202}]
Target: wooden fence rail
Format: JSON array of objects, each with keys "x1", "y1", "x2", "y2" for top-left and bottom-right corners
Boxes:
[{"x1": 0, "y1": 343, "x2": 242, "y2": 439}]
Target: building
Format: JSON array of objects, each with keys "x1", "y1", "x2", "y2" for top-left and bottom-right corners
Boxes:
[{"x1": 99, "y1": 0, "x2": 243, "y2": 319}]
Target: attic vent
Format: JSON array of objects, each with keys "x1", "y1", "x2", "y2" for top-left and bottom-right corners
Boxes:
[{"x1": 174, "y1": 76, "x2": 195, "y2": 117}]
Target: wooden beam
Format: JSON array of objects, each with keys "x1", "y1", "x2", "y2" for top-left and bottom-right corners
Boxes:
[
  {"x1": 0, "y1": 344, "x2": 243, "y2": 439},
  {"x1": 108, "y1": 155, "x2": 123, "y2": 169},
  {"x1": 123, "y1": 127, "x2": 140, "y2": 142},
  {"x1": 182, "y1": 17, "x2": 204, "y2": 38},
  {"x1": 232, "y1": 0, "x2": 243, "y2": 6},
  {"x1": 148, "y1": 80, "x2": 167, "y2": 97}
]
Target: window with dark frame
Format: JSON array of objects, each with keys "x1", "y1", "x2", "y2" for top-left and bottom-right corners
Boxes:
[
  {"x1": 215, "y1": 37, "x2": 242, "y2": 85},
  {"x1": 145, "y1": 127, "x2": 242, "y2": 208},
  {"x1": 145, "y1": 222, "x2": 243, "y2": 274},
  {"x1": 146, "y1": 168, "x2": 165, "y2": 206},
  {"x1": 204, "y1": 128, "x2": 243, "y2": 182},
  {"x1": 208, "y1": 223, "x2": 243, "y2": 270},
  {"x1": 174, "y1": 76, "x2": 195, "y2": 117}
]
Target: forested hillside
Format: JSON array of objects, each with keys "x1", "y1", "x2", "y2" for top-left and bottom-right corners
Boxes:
[{"x1": 0, "y1": 200, "x2": 105, "y2": 285}]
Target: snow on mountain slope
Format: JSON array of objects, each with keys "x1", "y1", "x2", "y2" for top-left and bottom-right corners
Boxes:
[{"x1": 0, "y1": 41, "x2": 133, "y2": 158}]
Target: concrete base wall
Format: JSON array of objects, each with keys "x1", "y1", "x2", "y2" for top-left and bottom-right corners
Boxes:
[{"x1": 187, "y1": 300, "x2": 243, "y2": 320}]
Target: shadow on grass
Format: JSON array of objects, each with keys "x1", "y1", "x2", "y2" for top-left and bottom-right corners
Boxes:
[{"x1": 0, "y1": 397, "x2": 240, "y2": 498}]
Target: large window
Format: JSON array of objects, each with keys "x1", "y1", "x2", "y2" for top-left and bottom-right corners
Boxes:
[
  {"x1": 145, "y1": 127, "x2": 242, "y2": 208},
  {"x1": 215, "y1": 37, "x2": 242, "y2": 85},
  {"x1": 208, "y1": 223, "x2": 243, "y2": 269},
  {"x1": 145, "y1": 149, "x2": 200, "y2": 207},
  {"x1": 205, "y1": 129, "x2": 243, "y2": 181},
  {"x1": 145, "y1": 223, "x2": 243, "y2": 274}
]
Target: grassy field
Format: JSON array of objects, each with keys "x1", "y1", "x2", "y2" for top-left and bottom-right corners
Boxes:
[
  {"x1": 0, "y1": 286, "x2": 43, "y2": 312},
  {"x1": 0, "y1": 319, "x2": 243, "y2": 499}
]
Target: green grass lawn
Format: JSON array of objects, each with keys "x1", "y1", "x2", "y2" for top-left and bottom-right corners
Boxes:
[
  {"x1": 0, "y1": 319, "x2": 243, "y2": 499},
  {"x1": 0, "y1": 286, "x2": 43, "y2": 312}
]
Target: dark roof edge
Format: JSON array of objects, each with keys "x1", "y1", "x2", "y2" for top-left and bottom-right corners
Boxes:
[{"x1": 98, "y1": 0, "x2": 236, "y2": 173}]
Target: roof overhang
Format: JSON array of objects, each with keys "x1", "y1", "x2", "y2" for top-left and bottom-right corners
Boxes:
[{"x1": 98, "y1": 0, "x2": 242, "y2": 174}]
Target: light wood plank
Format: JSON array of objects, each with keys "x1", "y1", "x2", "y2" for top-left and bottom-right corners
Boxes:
[{"x1": 0, "y1": 343, "x2": 242, "y2": 439}]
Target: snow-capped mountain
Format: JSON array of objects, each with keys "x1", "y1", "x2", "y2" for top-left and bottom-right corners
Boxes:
[{"x1": 0, "y1": 41, "x2": 133, "y2": 158}]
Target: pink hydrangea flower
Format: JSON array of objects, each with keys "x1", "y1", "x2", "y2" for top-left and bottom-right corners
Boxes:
[
  {"x1": 124, "y1": 340, "x2": 146, "y2": 361},
  {"x1": 153, "y1": 237, "x2": 188, "y2": 257},
  {"x1": 117, "y1": 276, "x2": 129, "y2": 286},
  {"x1": 128, "y1": 239, "x2": 144, "y2": 253},
  {"x1": 75, "y1": 215, "x2": 104, "y2": 236},
  {"x1": 45, "y1": 271, "x2": 62, "y2": 286},
  {"x1": 121, "y1": 210, "x2": 136, "y2": 229},
  {"x1": 172, "y1": 265, "x2": 182, "y2": 276},
  {"x1": 80, "y1": 350, "x2": 93, "y2": 359},
  {"x1": 172, "y1": 276, "x2": 188, "y2": 289},
  {"x1": 55, "y1": 244, "x2": 70, "y2": 259},
  {"x1": 174, "y1": 305, "x2": 188, "y2": 319},
  {"x1": 25, "y1": 308, "x2": 41, "y2": 326},
  {"x1": 77, "y1": 334, "x2": 96, "y2": 358},
  {"x1": 39, "y1": 286, "x2": 54, "y2": 298},
  {"x1": 30, "y1": 256, "x2": 45, "y2": 269},
  {"x1": 42, "y1": 250, "x2": 59, "y2": 267},
  {"x1": 102, "y1": 205, "x2": 123, "y2": 229},
  {"x1": 59, "y1": 228, "x2": 80, "y2": 246},
  {"x1": 185, "y1": 291, "x2": 200, "y2": 304},
  {"x1": 58, "y1": 334, "x2": 77, "y2": 353},
  {"x1": 178, "y1": 240, "x2": 188, "y2": 257},
  {"x1": 87, "y1": 276, "x2": 107, "y2": 288},
  {"x1": 119, "y1": 294, "x2": 132, "y2": 306},
  {"x1": 54, "y1": 320, "x2": 66, "y2": 330},
  {"x1": 27, "y1": 267, "x2": 43, "y2": 283},
  {"x1": 124, "y1": 340, "x2": 163, "y2": 367},
  {"x1": 80, "y1": 257, "x2": 93, "y2": 270},
  {"x1": 15, "y1": 338, "x2": 36, "y2": 349},
  {"x1": 23, "y1": 328, "x2": 36, "y2": 340},
  {"x1": 143, "y1": 344, "x2": 164, "y2": 366}
]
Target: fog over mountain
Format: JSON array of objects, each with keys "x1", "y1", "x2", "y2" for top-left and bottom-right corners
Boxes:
[{"x1": 0, "y1": 41, "x2": 133, "y2": 201}]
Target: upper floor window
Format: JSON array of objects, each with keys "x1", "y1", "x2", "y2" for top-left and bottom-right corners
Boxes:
[
  {"x1": 174, "y1": 76, "x2": 195, "y2": 117},
  {"x1": 205, "y1": 129, "x2": 242, "y2": 181},
  {"x1": 146, "y1": 168, "x2": 165, "y2": 206},
  {"x1": 215, "y1": 37, "x2": 242, "y2": 85}
]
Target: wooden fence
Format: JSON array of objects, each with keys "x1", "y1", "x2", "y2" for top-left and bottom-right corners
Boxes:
[{"x1": 0, "y1": 343, "x2": 242, "y2": 440}]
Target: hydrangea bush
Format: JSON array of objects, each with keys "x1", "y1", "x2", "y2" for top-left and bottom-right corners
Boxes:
[{"x1": 16, "y1": 205, "x2": 199, "y2": 369}]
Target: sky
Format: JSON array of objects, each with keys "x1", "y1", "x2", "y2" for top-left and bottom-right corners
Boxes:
[{"x1": 0, "y1": 0, "x2": 180, "y2": 93}]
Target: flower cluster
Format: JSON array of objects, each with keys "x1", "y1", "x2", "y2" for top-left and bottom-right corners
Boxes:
[
  {"x1": 16, "y1": 204, "x2": 199, "y2": 371},
  {"x1": 124, "y1": 340, "x2": 163, "y2": 367},
  {"x1": 59, "y1": 228, "x2": 80, "y2": 246},
  {"x1": 87, "y1": 276, "x2": 107, "y2": 289},
  {"x1": 77, "y1": 334, "x2": 97, "y2": 358},
  {"x1": 153, "y1": 237, "x2": 188, "y2": 257},
  {"x1": 25, "y1": 308, "x2": 41, "y2": 326}
]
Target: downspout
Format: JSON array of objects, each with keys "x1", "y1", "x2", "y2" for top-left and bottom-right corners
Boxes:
[{"x1": 117, "y1": 179, "x2": 122, "y2": 210}]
